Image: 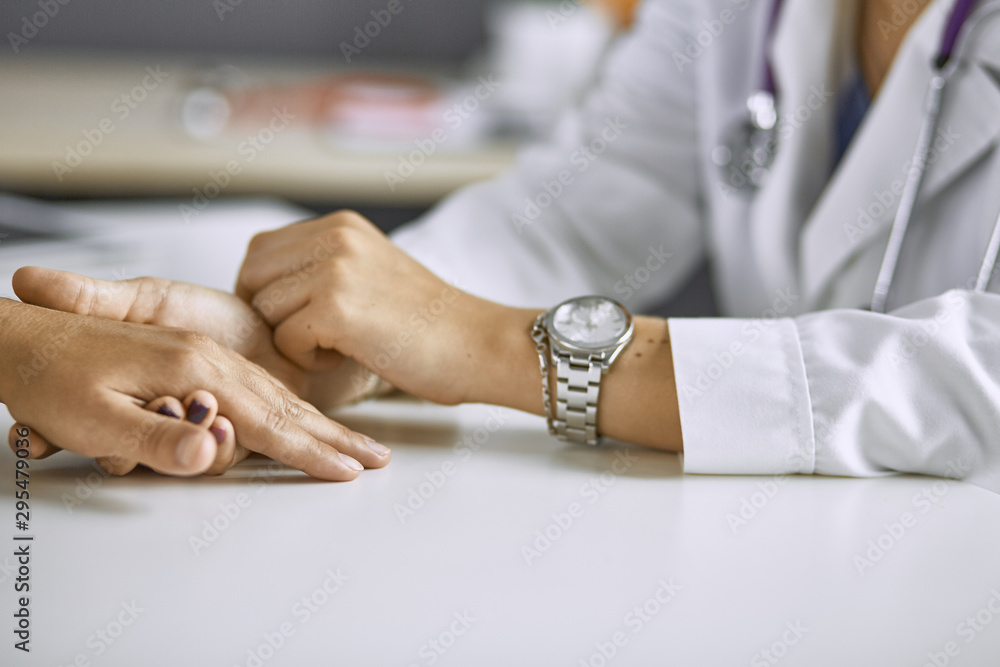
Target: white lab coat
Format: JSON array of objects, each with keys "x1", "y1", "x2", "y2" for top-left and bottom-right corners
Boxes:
[{"x1": 392, "y1": 0, "x2": 1000, "y2": 492}]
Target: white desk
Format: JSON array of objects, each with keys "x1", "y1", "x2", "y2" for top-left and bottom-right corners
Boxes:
[{"x1": 2, "y1": 203, "x2": 1000, "y2": 666}]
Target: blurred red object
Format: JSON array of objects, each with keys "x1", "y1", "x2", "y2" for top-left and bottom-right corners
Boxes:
[{"x1": 182, "y1": 72, "x2": 445, "y2": 146}]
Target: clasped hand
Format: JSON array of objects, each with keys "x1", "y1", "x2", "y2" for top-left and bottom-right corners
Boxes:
[
  {"x1": 5, "y1": 265, "x2": 390, "y2": 481},
  {"x1": 7, "y1": 210, "x2": 517, "y2": 480}
]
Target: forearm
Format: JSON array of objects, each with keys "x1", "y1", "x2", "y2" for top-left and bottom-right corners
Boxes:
[{"x1": 465, "y1": 301, "x2": 684, "y2": 451}]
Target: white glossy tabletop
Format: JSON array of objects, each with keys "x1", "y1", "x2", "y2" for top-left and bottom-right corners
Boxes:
[{"x1": 2, "y1": 202, "x2": 1000, "y2": 666}]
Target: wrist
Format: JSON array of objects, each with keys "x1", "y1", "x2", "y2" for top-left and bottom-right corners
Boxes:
[{"x1": 460, "y1": 299, "x2": 545, "y2": 414}]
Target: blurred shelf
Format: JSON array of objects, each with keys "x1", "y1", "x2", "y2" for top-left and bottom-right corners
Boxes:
[{"x1": 0, "y1": 51, "x2": 517, "y2": 206}]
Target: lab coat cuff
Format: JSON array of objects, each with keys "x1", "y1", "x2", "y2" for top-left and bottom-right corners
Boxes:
[{"x1": 668, "y1": 317, "x2": 815, "y2": 475}]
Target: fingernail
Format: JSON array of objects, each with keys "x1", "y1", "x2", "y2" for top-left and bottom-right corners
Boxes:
[
  {"x1": 339, "y1": 452, "x2": 364, "y2": 472},
  {"x1": 365, "y1": 437, "x2": 390, "y2": 456},
  {"x1": 186, "y1": 400, "x2": 209, "y2": 425},
  {"x1": 157, "y1": 405, "x2": 180, "y2": 419},
  {"x1": 210, "y1": 426, "x2": 226, "y2": 445},
  {"x1": 176, "y1": 433, "x2": 205, "y2": 468}
]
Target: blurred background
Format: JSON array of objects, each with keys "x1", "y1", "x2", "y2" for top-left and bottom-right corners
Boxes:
[{"x1": 0, "y1": 0, "x2": 638, "y2": 232}]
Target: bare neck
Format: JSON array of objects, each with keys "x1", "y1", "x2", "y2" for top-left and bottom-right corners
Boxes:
[{"x1": 857, "y1": 0, "x2": 934, "y2": 96}]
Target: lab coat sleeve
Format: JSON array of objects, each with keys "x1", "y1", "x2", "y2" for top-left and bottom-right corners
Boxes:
[
  {"x1": 391, "y1": 0, "x2": 705, "y2": 312},
  {"x1": 670, "y1": 290, "x2": 1000, "y2": 492}
]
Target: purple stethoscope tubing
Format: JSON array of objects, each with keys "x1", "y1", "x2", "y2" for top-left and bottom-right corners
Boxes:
[
  {"x1": 870, "y1": 0, "x2": 1000, "y2": 311},
  {"x1": 761, "y1": 0, "x2": 972, "y2": 97},
  {"x1": 717, "y1": 0, "x2": 1000, "y2": 300}
]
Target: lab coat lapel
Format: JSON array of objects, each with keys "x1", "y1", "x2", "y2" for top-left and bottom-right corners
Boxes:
[
  {"x1": 747, "y1": 0, "x2": 842, "y2": 302},
  {"x1": 800, "y1": 0, "x2": 1000, "y2": 303}
]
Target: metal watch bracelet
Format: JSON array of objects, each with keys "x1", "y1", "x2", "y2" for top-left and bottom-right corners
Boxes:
[{"x1": 531, "y1": 314, "x2": 602, "y2": 446}]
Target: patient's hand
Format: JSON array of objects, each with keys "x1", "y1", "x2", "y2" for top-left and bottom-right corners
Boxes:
[
  {"x1": 7, "y1": 267, "x2": 390, "y2": 478},
  {"x1": 21, "y1": 268, "x2": 305, "y2": 389},
  {"x1": 12, "y1": 389, "x2": 245, "y2": 476},
  {"x1": 13, "y1": 267, "x2": 379, "y2": 404}
]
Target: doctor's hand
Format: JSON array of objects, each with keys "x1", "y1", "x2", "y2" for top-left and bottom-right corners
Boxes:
[
  {"x1": 236, "y1": 211, "x2": 509, "y2": 406},
  {"x1": 236, "y1": 211, "x2": 684, "y2": 452},
  {"x1": 6, "y1": 268, "x2": 390, "y2": 478}
]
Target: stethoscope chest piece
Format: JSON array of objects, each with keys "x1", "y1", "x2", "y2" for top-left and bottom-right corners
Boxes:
[{"x1": 713, "y1": 91, "x2": 779, "y2": 192}]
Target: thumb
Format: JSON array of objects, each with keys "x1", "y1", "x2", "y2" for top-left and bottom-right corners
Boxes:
[
  {"x1": 13, "y1": 266, "x2": 142, "y2": 320},
  {"x1": 98, "y1": 394, "x2": 217, "y2": 476}
]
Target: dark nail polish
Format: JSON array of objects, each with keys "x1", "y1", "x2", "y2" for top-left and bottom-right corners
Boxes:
[
  {"x1": 210, "y1": 426, "x2": 226, "y2": 445},
  {"x1": 157, "y1": 404, "x2": 180, "y2": 419},
  {"x1": 187, "y1": 400, "x2": 209, "y2": 425}
]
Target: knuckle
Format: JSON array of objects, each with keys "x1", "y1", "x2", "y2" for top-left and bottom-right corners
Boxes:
[
  {"x1": 318, "y1": 226, "x2": 348, "y2": 252},
  {"x1": 165, "y1": 331, "x2": 219, "y2": 376},
  {"x1": 246, "y1": 230, "x2": 271, "y2": 254},
  {"x1": 70, "y1": 275, "x2": 100, "y2": 316},
  {"x1": 124, "y1": 276, "x2": 165, "y2": 320},
  {"x1": 260, "y1": 395, "x2": 305, "y2": 435},
  {"x1": 257, "y1": 412, "x2": 311, "y2": 470},
  {"x1": 281, "y1": 395, "x2": 306, "y2": 422},
  {"x1": 331, "y1": 208, "x2": 359, "y2": 222},
  {"x1": 320, "y1": 257, "x2": 350, "y2": 284},
  {"x1": 334, "y1": 226, "x2": 365, "y2": 252},
  {"x1": 316, "y1": 288, "x2": 351, "y2": 323},
  {"x1": 333, "y1": 209, "x2": 369, "y2": 230},
  {"x1": 261, "y1": 406, "x2": 291, "y2": 435},
  {"x1": 177, "y1": 330, "x2": 217, "y2": 353}
]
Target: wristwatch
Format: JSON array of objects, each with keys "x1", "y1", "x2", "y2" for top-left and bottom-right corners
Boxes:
[{"x1": 531, "y1": 296, "x2": 634, "y2": 445}]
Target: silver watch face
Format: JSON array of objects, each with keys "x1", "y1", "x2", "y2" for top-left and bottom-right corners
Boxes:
[{"x1": 549, "y1": 296, "x2": 631, "y2": 350}]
